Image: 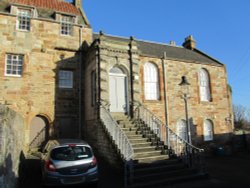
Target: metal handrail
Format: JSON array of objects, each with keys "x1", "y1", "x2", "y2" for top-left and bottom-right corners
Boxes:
[
  {"x1": 100, "y1": 103, "x2": 134, "y2": 160},
  {"x1": 134, "y1": 103, "x2": 205, "y2": 170},
  {"x1": 99, "y1": 103, "x2": 134, "y2": 187},
  {"x1": 29, "y1": 126, "x2": 46, "y2": 149}
]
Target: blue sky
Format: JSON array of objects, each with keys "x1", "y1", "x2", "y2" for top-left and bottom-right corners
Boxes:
[{"x1": 74, "y1": 0, "x2": 250, "y2": 108}]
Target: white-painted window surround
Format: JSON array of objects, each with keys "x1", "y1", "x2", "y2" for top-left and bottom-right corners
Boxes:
[
  {"x1": 61, "y1": 15, "x2": 74, "y2": 36},
  {"x1": 199, "y1": 68, "x2": 211, "y2": 101},
  {"x1": 5, "y1": 54, "x2": 24, "y2": 77},
  {"x1": 17, "y1": 9, "x2": 31, "y2": 31},
  {"x1": 143, "y1": 62, "x2": 159, "y2": 100},
  {"x1": 203, "y1": 119, "x2": 214, "y2": 141}
]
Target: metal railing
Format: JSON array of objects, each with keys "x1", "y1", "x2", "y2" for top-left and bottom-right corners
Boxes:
[
  {"x1": 29, "y1": 126, "x2": 46, "y2": 149},
  {"x1": 100, "y1": 103, "x2": 134, "y2": 160},
  {"x1": 99, "y1": 102, "x2": 134, "y2": 187},
  {"x1": 134, "y1": 103, "x2": 205, "y2": 171}
]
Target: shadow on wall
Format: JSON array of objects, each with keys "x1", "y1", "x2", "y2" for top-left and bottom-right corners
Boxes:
[
  {"x1": 194, "y1": 132, "x2": 250, "y2": 156},
  {"x1": 0, "y1": 153, "x2": 17, "y2": 188},
  {"x1": 53, "y1": 42, "x2": 89, "y2": 139}
]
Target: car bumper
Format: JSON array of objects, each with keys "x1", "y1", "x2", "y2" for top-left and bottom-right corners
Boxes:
[{"x1": 43, "y1": 170, "x2": 98, "y2": 186}]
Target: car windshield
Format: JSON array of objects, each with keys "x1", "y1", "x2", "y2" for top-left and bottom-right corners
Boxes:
[{"x1": 50, "y1": 146, "x2": 92, "y2": 161}]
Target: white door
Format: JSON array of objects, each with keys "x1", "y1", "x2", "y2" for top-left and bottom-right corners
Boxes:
[{"x1": 109, "y1": 74, "x2": 127, "y2": 112}]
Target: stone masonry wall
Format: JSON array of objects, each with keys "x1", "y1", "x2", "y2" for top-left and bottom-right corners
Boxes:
[
  {"x1": 0, "y1": 105, "x2": 25, "y2": 188},
  {"x1": 139, "y1": 58, "x2": 233, "y2": 145},
  {"x1": 0, "y1": 12, "x2": 92, "y2": 147}
]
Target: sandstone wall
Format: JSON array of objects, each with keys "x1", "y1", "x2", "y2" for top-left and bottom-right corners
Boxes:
[
  {"x1": 0, "y1": 105, "x2": 25, "y2": 188},
  {"x1": 139, "y1": 57, "x2": 232, "y2": 144},
  {"x1": 0, "y1": 13, "x2": 92, "y2": 146}
]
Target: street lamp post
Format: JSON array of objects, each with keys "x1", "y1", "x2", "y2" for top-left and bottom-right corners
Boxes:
[{"x1": 179, "y1": 76, "x2": 192, "y2": 145}]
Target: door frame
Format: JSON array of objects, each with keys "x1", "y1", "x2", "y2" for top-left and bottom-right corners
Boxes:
[{"x1": 109, "y1": 67, "x2": 129, "y2": 113}]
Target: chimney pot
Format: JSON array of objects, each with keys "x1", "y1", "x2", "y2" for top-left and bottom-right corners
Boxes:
[
  {"x1": 182, "y1": 35, "x2": 196, "y2": 50},
  {"x1": 169, "y1": 41, "x2": 176, "y2": 46},
  {"x1": 73, "y1": 0, "x2": 82, "y2": 8}
]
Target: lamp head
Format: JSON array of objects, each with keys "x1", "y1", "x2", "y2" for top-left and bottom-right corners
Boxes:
[{"x1": 179, "y1": 76, "x2": 190, "y2": 86}]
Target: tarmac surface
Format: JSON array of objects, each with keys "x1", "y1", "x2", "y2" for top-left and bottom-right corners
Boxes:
[
  {"x1": 166, "y1": 150, "x2": 250, "y2": 188},
  {"x1": 18, "y1": 150, "x2": 250, "y2": 188}
]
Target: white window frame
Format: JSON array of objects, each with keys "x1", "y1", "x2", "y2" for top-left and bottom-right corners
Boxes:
[
  {"x1": 60, "y1": 15, "x2": 74, "y2": 36},
  {"x1": 143, "y1": 62, "x2": 159, "y2": 100},
  {"x1": 59, "y1": 70, "x2": 73, "y2": 88},
  {"x1": 203, "y1": 119, "x2": 214, "y2": 141},
  {"x1": 199, "y1": 68, "x2": 211, "y2": 102},
  {"x1": 5, "y1": 54, "x2": 24, "y2": 77},
  {"x1": 17, "y1": 8, "x2": 32, "y2": 31}
]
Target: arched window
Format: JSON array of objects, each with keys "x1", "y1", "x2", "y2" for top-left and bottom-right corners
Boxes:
[
  {"x1": 199, "y1": 68, "x2": 211, "y2": 101},
  {"x1": 203, "y1": 119, "x2": 214, "y2": 141},
  {"x1": 143, "y1": 62, "x2": 159, "y2": 100},
  {"x1": 177, "y1": 120, "x2": 187, "y2": 141}
]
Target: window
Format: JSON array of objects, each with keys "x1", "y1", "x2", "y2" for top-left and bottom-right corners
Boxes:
[
  {"x1": 199, "y1": 68, "x2": 211, "y2": 101},
  {"x1": 51, "y1": 146, "x2": 92, "y2": 161},
  {"x1": 5, "y1": 54, "x2": 24, "y2": 77},
  {"x1": 61, "y1": 15, "x2": 74, "y2": 36},
  {"x1": 17, "y1": 9, "x2": 31, "y2": 31},
  {"x1": 143, "y1": 62, "x2": 159, "y2": 100},
  {"x1": 59, "y1": 70, "x2": 73, "y2": 88},
  {"x1": 203, "y1": 119, "x2": 214, "y2": 141}
]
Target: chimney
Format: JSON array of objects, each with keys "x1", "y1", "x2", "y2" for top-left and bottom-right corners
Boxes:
[
  {"x1": 182, "y1": 35, "x2": 196, "y2": 50},
  {"x1": 169, "y1": 41, "x2": 176, "y2": 46},
  {"x1": 73, "y1": 0, "x2": 82, "y2": 8}
]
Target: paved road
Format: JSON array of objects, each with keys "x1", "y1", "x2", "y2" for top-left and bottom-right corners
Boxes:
[
  {"x1": 18, "y1": 155, "x2": 123, "y2": 188},
  {"x1": 19, "y1": 151, "x2": 250, "y2": 188}
]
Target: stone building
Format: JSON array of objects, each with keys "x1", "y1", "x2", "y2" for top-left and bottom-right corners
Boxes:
[
  {"x1": 0, "y1": 0, "x2": 92, "y2": 151},
  {"x1": 0, "y1": 0, "x2": 233, "y2": 155},
  {"x1": 84, "y1": 33, "x2": 233, "y2": 147}
]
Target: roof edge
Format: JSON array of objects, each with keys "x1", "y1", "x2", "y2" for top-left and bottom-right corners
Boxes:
[{"x1": 193, "y1": 48, "x2": 224, "y2": 65}]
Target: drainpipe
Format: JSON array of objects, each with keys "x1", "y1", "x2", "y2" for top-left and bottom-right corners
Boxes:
[
  {"x1": 129, "y1": 36, "x2": 134, "y2": 118},
  {"x1": 78, "y1": 26, "x2": 83, "y2": 139},
  {"x1": 96, "y1": 32, "x2": 102, "y2": 120},
  {"x1": 162, "y1": 52, "x2": 170, "y2": 149}
]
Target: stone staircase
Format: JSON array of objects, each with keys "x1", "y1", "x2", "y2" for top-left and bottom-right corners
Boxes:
[{"x1": 111, "y1": 113, "x2": 207, "y2": 188}]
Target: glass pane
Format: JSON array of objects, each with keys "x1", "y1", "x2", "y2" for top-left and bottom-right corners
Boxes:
[{"x1": 50, "y1": 146, "x2": 92, "y2": 161}]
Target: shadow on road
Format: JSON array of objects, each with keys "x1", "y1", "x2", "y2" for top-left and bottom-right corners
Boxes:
[
  {"x1": 18, "y1": 155, "x2": 123, "y2": 188},
  {"x1": 18, "y1": 158, "x2": 43, "y2": 188}
]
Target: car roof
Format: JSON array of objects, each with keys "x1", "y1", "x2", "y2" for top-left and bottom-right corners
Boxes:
[{"x1": 47, "y1": 139, "x2": 90, "y2": 147}]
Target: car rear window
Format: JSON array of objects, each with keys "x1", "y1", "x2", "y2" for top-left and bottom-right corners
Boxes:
[{"x1": 50, "y1": 146, "x2": 92, "y2": 161}]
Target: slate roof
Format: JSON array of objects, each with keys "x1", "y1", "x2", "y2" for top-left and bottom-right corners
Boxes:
[
  {"x1": 93, "y1": 33, "x2": 223, "y2": 66},
  {"x1": 9, "y1": 0, "x2": 80, "y2": 15}
]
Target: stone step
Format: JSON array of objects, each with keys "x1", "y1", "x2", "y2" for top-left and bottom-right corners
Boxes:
[
  {"x1": 118, "y1": 124, "x2": 135, "y2": 129},
  {"x1": 122, "y1": 127, "x2": 138, "y2": 132},
  {"x1": 134, "y1": 155, "x2": 169, "y2": 163},
  {"x1": 134, "y1": 163, "x2": 188, "y2": 177},
  {"x1": 134, "y1": 150, "x2": 163, "y2": 158},
  {"x1": 132, "y1": 142, "x2": 152, "y2": 148},
  {"x1": 127, "y1": 134, "x2": 143, "y2": 139},
  {"x1": 133, "y1": 158, "x2": 181, "y2": 168},
  {"x1": 133, "y1": 146, "x2": 157, "y2": 153},
  {"x1": 129, "y1": 138, "x2": 149, "y2": 144},
  {"x1": 131, "y1": 172, "x2": 207, "y2": 188},
  {"x1": 134, "y1": 168, "x2": 198, "y2": 183}
]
